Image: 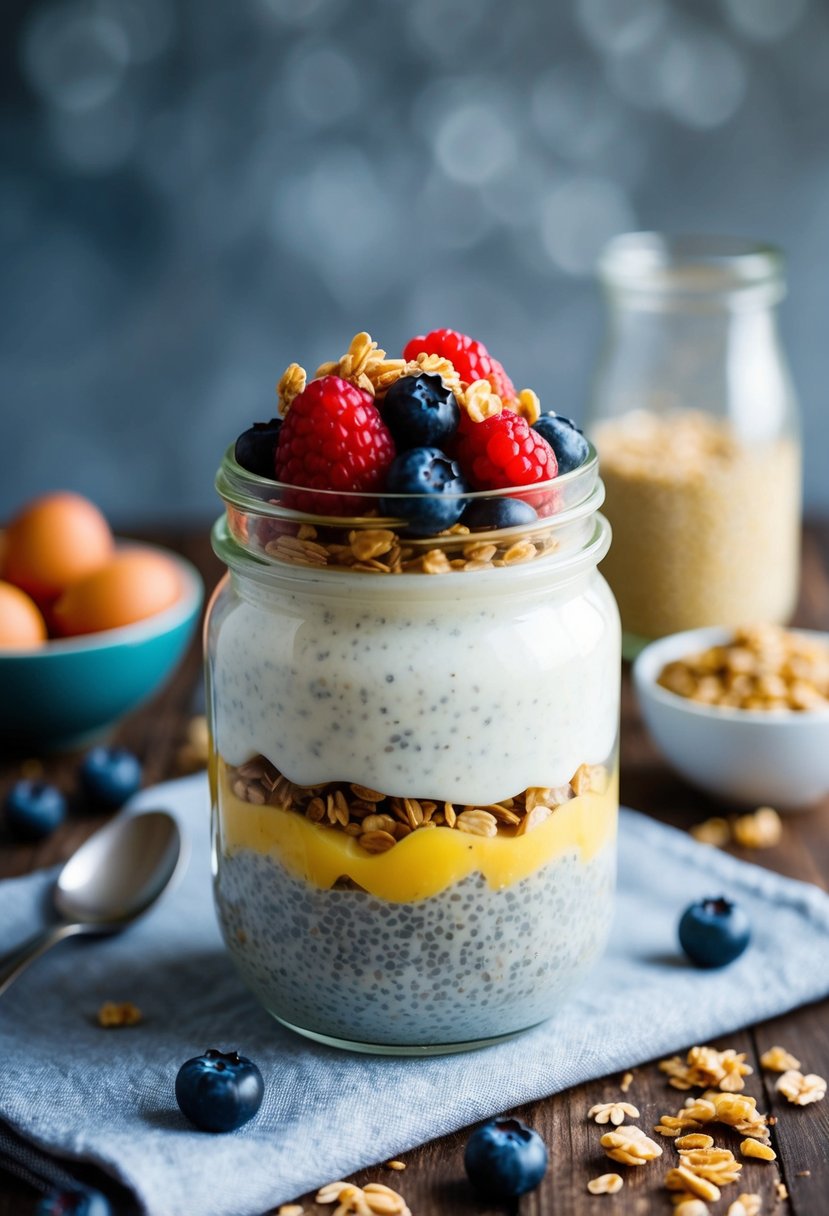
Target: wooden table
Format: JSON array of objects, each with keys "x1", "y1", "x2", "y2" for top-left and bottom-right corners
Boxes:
[{"x1": 2, "y1": 525, "x2": 828, "y2": 1216}]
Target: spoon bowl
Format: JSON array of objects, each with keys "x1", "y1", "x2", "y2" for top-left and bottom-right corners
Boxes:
[
  {"x1": 0, "y1": 809, "x2": 186, "y2": 995},
  {"x1": 55, "y1": 810, "x2": 184, "y2": 926}
]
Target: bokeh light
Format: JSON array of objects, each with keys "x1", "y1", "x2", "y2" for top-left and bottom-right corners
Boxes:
[
  {"x1": 4, "y1": 0, "x2": 829, "y2": 517},
  {"x1": 540, "y1": 176, "x2": 634, "y2": 276},
  {"x1": 22, "y1": 3, "x2": 129, "y2": 113}
]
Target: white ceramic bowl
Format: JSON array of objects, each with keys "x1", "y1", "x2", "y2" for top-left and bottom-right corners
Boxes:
[{"x1": 632, "y1": 626, "x2": 829, "y2": 811}]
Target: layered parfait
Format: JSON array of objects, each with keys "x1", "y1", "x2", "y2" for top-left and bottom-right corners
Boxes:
[{"x1": 208, "y1": 328, "x2": 620, "y2": 1052}]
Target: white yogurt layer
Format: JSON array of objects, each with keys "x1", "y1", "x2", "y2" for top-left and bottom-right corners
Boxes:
[{"x1": 212, "y1": 561, "x2": 620, "y2": 806}]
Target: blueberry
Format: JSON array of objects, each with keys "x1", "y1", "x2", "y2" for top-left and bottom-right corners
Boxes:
[
  {"x1": 679, "y1": 896, "x2": 751, "y2": 968},
  {"x1": 380, "y1": 446, "x2": 469, "y2": 536},
  {"x1": 79, "y1": 747, "x2": 142, "y2": 810},
  {"x1": 461, "y1": 496, "x2": 538, "y2": 532},
  {"x1": 532, "y1": 412, "x2": 589, "y2": 474},
  {"x1": 36, "y1": 1190, "x2": 111, "y2": 1216},
  {"x1": 382, "y1": 374, "x2": 460, "y2": 450},
  {"x1": 464, "y1": 1117, "x2": 548, "y2": 1200},
  {"x1": 175, "y1": 1048, "x2": 264, "y2": 1132},
  {"x1": 234, "y1": 419, "x2": 282, "y2": 478},
  {"x1": 3, "y1": 780, "x2": 67, "y2": 840}
]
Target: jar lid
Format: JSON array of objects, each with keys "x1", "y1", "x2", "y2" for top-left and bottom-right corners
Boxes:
[{"x1": 598, "y1": 233, "x2": 785, "y2": 307}]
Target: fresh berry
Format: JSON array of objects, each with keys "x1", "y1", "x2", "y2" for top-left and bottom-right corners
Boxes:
[
  {"x1": 382, "y1": 374, "x2": 460, "y2": 450},
  {"x1": 678, "y1": 896, "x2": 751, "y2": 968},
  {"x1": 275, "y1": 376, "x2": 395, "y2": 514},
  {"x1": 381, "y1": 447, "x2": 469, "y2": 536},
  {"x1": 36, "y1": 1191, "x2": 111, "y2": 1216},
  {"x1": 175, "y1": 1048, "x2": 264, "y2": 1132},
  {"x1": 3, "y1": 780, "x2": 67, "y2": 839},
  {"x1": 403, "y1": 329, "x2": 516, "y2": 400},
  {"x1": 464, "y1": 1118, "x2": 548, "y2": 1200},
  {"x1": 234, "y1": 419, "x2": 282, "y2": 478},
  {"x1": 79, "y1": 747, "x2": 142, "y2": 809},
  {"x1": 455, "y1": 410, "x2": 557, "y2": 491},
  {"x1": 532, "y1": 413, "x2": 590, "y2": 475},
  {"x1": 461, "y1": 497, "x2": 538, "y2": 531}
]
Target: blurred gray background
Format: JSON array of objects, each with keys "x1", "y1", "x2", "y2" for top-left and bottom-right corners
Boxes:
[{"x1": 2, "y1": 0, "x2": 828, "y2": 524}]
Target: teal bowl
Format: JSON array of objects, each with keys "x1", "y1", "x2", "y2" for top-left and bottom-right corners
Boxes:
[{"x1": 0, "y1": 545, "x2": 203, "y2": 752}]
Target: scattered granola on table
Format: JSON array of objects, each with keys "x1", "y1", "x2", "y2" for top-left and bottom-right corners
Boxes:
[
  {"x1": 96, "y1": 1001, "x2": 142, "y2": 1028},
  {"x1": 655, "y1": 1091, "x2": 770, "y2": 1143},
  {"x1": 665, "y1": 1165, "x2": 721, "y2": 1203},
  {"x1": 315, "y1": 1180, "x2": 411, "y2": 1216},
  {"x1": 690, "y1": 817, "x2": 731, "y2": 847},
  {"x1": 659, "y1": 1045, "x2": 753, "y2": 1093},
  {"x1": 600, "y1": 1124, "x2": 663, "y2": 1166},
  {"x1": 759, "y1": 1045, "x2": 801, "y2": 1072},
  {"x1": 587, "y1": 1100, "x2": 639, "y2": 1126},
  {"x1": 727, "y1": 1196, "x2": 761, "y2": 1216},
  {"x1": 775, "y1": 1069, "x2": 827, "y2": 1105},
  {"x1": 740, "y1": 1138, "x2": 776, "y2": 1161},
  {"x1": 673, "y1": 1200, "x2": 710, "y2": 1216},
  {"x1": 586, "y1": 1173, "x2": 623, "y2": 1194},
  {"x1": 676, "y1": 1145, "x2": 742, "y2": 1186},
  {"x1": 731, "y1": 807, "x2": 782, "y2": 850},
  {"x1": 675, "y1": 1134, "x2": 715, "y2": 1150}
]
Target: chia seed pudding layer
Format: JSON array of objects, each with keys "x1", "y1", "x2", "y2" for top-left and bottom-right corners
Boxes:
[
  {"x1": 214, "y1": 839, "x2": 616, "y2": 1048},
  {"x1": 212, "y1": 563, "x2": 620, "y2": 804}
]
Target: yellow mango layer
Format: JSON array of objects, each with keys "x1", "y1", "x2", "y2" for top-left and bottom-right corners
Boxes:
[{"x1": 215, "y1": 759, "x2": 618, "y2": 903}]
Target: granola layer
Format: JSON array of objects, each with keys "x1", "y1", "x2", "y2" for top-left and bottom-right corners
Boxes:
[{"x1": 213, "y1": 755, "x2": 618, "y2": 902}]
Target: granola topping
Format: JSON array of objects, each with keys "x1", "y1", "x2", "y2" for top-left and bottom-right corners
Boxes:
[{"x1": 256, "y1": 517, "x2": 560, "y2": 576}]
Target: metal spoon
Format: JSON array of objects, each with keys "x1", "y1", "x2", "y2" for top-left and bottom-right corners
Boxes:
[{"x1": 0, "y1": 810, "x2": 185, "y2": 996}]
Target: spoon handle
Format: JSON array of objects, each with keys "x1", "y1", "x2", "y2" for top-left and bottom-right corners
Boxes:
[{"x1": 0, "y1": 923, "x2": 86, "y2": 997}]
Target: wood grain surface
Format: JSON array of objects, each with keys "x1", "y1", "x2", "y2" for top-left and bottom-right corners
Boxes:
[{"x1": 1, "y1": 525, "x2": 828, "y2": 1216}]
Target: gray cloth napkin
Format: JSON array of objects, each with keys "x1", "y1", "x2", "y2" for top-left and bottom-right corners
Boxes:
[{"x1": 1, "y1": 774, "x2": 829, "y2": 1216}]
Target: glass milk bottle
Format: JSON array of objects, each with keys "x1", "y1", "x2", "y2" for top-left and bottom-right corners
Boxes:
[{"x1": 589, "y1": 233, "x2": 801, "y2": 658}]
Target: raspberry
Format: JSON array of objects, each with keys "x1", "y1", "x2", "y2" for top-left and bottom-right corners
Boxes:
[
  {"x1": 455, "y1": 409, "x2": 557, "y2": 491},
  {"x1": 274, "y1": 376, "x2": 395, "y2": 513},
  {"x1": 403, "y1": 328, "x2": 516, "y2": 400}
]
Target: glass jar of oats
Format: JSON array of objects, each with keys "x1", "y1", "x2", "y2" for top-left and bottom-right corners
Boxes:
[
  {"x1": 589, "y1": 234, "x2": 802, "y2": 658},
  {"x1": 206, "y1": 447, "x2": 620, "y2": 1054}
]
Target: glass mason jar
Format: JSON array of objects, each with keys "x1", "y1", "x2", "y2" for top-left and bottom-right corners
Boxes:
[
  {"x1": 589, "y1": 234, "x2": 802, "y2": 658},
  {"x1": 206, "y1": 448, "x2": 620, "y2": 1054}
]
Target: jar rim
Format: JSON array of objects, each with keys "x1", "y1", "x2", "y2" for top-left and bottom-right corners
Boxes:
[
  {"x1": 211, "y1": 510, "x2": 612, "y2": 592},
  {"x1": 598, "y1": 232, "x2": 785, "y2": 298},
  {"x1": 216, "y1": 442, "x2": 599, "y2": 516},
  {"x1": 213, "y1": 442, "x2": 607, "y2": 581}
]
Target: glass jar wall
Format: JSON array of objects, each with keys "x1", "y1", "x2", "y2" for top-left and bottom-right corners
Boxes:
[
  {"x1": 589, "y1": 234, "x2": 802, "y2": 658},
  {"x1": 206, "y1": 448, "x2": 621, "y2": 1054}
]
